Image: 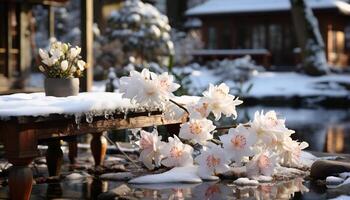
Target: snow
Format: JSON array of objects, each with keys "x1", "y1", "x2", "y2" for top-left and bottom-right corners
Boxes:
[
  {"x1": 242, "y1": 72, "x2": 350, "y2": 97},
  {"x1": 180, "y1": 64, "x2": 350, "y2": 98},
  {"x1": 129, "y1": 166, "x2": 202, "y2": 184},
  {"x1": 330, "y1": 196, "x2": 350, "y2": 200},
  {"x1": 233, "y1": 177, "x2": 259, "y2": 186},
  {"x1": 186, "y1": 0, "x2": 350, "y2": 16},
  {"x1": 0, "y1": 92, "x2": 138, "y2": 118}
]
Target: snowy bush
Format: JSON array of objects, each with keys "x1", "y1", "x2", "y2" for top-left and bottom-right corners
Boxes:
[
  {"x1": 213, "y1": 56, "x2": 265, "y2": 82},
  {"x1": 103, "y1": 0, "x2": 174, "y2": 67},
  {"x1": 172, "y1": 30, "x2": 203, "y2": 65}
]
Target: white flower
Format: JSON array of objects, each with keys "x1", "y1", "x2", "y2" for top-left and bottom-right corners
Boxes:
[
  {"x1": 70, "y1": 66, "x2": 77, "y2": 73},
  {"x1": 42, "y1": 56, "x2": 58, "y2": 67},
  {"x1": 280, "y1": 138, "x2": 309, "y2": 167},
  {"x1": 246, "y1": 151, "x2": 277, "y2": 178},
  {"x1": 38, "y1": 65, "x2": 45, "y2": 72},
  {"x1": 179, "y1": 118, "x2": 216, "y2": 145},
  {"x1": 251, "y1": 111, "x2": 295, "y2": 145},
  {"x1": 187, "y1": 101, "x2": 210, "y2": 119},
  {"x1": 195, "y1": 143, "x2": 230, "y2": 176},
  {"x1": 219, "y1": 124, "x2": 257, "y2": 164},
  {"x1": 160, "y1": 135, "x2": 194, "y2": 167},
  {"x1": 49, "y1": 47, "x2": 63, "y2": 58},
  {"x1": 139, "y1": 129, "x2": 164, "y2": 170},
  {"x1": 156, "y1": 72, "x2": 180, "y2": 97},
  {"x1": 120, "y1": 69, "x2": 172, "y2": 106},
  {"x1": 60, "y1": 60, "x2": 69, "y2": 71},
  {"x1": 69, "y1": 47, "x2": 81, "y2": 60},
  {"x1": 39, "y1": 49, "x2": 49, "y2": 60},
  {"x1": 201, "y1": 83, "x2": 243, "y2": 120},
  {"x1": 77, "y1": 60, "x2": 86, "y2": 71}
]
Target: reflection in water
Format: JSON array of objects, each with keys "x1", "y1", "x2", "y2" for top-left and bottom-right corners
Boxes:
[{"x1": 0, "y1": 177, "x2": 309, "y2": 199}]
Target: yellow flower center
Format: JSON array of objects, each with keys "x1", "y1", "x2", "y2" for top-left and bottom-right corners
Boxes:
[
  {"x1": 189, "y1": 122, "x2": 202, "y2": 135},
  {"x1": 206, "y1": 154, "x2": 221, "y2": 168},
  {"x1": 231, "y1": 135, "x2": 247, "y2": 149},
  {"x1": 170, "y1": 146, "x2": 183, "y2": 158},
  {"x1": 258, "y1": 155, "x2": 270, "y2": 169}
]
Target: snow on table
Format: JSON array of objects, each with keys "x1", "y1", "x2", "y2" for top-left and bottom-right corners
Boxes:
[{"x1": 0, "y1": 92, "x2": 143, "y2": 119}]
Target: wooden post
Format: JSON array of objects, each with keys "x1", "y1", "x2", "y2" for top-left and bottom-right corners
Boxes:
[
  {"x1": 80, "y1": 0, "x2": 93, "y2": 92},
  {"x1": 90, "y1": 132, "x2": 107, "y2": 166},
  {"x1": 48, "y1": 5, "x2": 55, "y2": 39},
  {"x1": 68, "y1": 138, "x2": 78, "y2": 165},
  {"x1": 46, "y1": 140, "x2": 63, "y2": 177},
  {"x1": 5, "y1": 4, "x2": 13, "y2": 78}
]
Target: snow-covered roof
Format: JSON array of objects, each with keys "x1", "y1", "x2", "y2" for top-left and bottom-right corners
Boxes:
[{"x1": 186, "y1": 0, "x2": 350, "y2": 16}]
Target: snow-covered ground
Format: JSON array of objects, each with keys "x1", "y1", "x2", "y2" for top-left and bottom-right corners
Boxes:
[{"x1": 180, "y1": 67, "x2": 350, "y2": 98}]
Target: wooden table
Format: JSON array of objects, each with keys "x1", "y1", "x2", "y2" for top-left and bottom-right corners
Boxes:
[{"x1": 0, "y1": 93, "x2": 188, "y2": 200}]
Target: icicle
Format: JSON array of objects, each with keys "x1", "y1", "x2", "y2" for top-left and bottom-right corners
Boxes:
[
  {"x1": 148, "y1": 112, "x2": 151, "y2": 117},
  {"x1": 75, "y1": 114, "x2": 82, "y2": 129},
  {"x1": 124, "y1": 109, "x2": 128, "y2": 119},
  {"x1": 85, "y1": 113, "x2": 93, "y2": 123}
]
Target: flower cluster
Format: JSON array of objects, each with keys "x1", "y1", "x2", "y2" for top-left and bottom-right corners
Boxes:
[
  {"x1": 38, "y1": 41, "x2": 86, "y2": 78},
  {"x1": 119, "y1": 68, "x2": 180, "y2": 107},
  {"x1": 121, "y1": 69, "x2": 308, "y2": 180}
]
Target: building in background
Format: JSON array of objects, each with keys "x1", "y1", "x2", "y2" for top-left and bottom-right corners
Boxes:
[
  {"x1": 0, "y1": 0, "x2": 68, "y2": 93},
  {"x1": 186, "y1": 0, "x2": 350, "y2": 69}
]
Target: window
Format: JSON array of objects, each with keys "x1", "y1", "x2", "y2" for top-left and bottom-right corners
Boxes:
[
  {"x1": 252, "y1": 25, "x2": 266, "y2": 49},
  {"x1": 237, "y1": 24, "x2": 251, "y2": 49},
  {"x1": 208, "y1": 26, "x2": 217, "y2": 49}
]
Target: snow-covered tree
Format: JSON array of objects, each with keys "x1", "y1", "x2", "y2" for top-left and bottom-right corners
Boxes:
[
  {"x1": 103, "y1": 0, "x2": 174, "y2": 67},
  {"x1": 290, "y1": 0, "x2": 330, "y2": 76}
]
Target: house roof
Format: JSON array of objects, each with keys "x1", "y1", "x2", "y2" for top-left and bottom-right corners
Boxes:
[{"x1": 186, "y1": 0, "x2": 350, "y2": 16}]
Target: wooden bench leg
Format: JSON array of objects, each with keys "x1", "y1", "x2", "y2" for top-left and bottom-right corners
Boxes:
[
  {"x1": 68, "y1": 139, "x2": 78, "y2": 165},
  {"x1": 2, "y1": 122, "x2": 38, "y2": 200},
  {"x1": 90, "y1": 132, "x2": 107, "y2": 166},
  {"x1": 8, "y1": 158, "x2": 34, "y2": 200},
  {"x1": 46, "y1": 140, "x2": 63, "y2": 177}
]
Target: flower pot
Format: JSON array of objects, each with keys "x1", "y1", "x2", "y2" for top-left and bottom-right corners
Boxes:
[{"x1": 44, "y1": 78, "x2": 79, "y2": 97}]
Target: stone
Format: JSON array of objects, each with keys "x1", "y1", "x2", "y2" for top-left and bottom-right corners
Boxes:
[
  {"x1": 97, "y1": 184, "x2": 131, "y2": 200},
  {"x1": 219, "y1": 167, "x2": 246, "y2": 180},
  {"x1": 310, "y1": 160, "x2": 350, "y2": 180},
  {"x1": 100, "y1": 172, "x2": 135, "y2": 181},
  {"x1": 326, "y1": 176, "x2": 344, "y2": 188}
]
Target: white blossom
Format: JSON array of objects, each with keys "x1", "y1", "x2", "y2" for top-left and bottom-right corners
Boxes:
[
  {"x1": 39, "y1": 49, "x2": 49, "y2": 60},
  {"x1": 60, "y1": 60, "x2": 69, "y2": 71},
  {"x1": 156, "y1": 72, "x2": 180, "y2": 97},
  {"x1": 251, "y1": 111, "x2": 295, "y2": 145},
  {"x1": 42, "y1": 56, "x2": 58, "y2": 67},
  {"x1": 195, "y1": 143, "x2": 230, "y2": 176},
  {"x1": 179, "y1": 118, "x2": 216, "y2": 145},
  {"x1": 187, "y1": 101, "x2": 210, "y2": 119},
  {"x1": 77, "y1": 60, "x2": 86, "y2": 71},
  {"x1": 160, "y1": 135, "x2": 194, "y2": 167},
  {"x1": 280, "y1": 138, "x2": 309, "y2": 167},
  {"x1": 246, "y1": 151, "x2": 278, "y2": 178},
  {"x1": 139, "y1": 129, "x2": 164, "y2": 170},
  {"x1": 68, "y1": 46, "x2": 81, "y2": 60},
  {"x1": 119, "y1": 69, "x2": 179, "y2": 107},
  {"x1": 201, "y1": 83, "x2": 243, "y2": 120},
  {"x1": 219, "y1": 124, "x2": 257, "y2": 164}
]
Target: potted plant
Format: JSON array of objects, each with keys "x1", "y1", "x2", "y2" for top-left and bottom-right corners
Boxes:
[{"x1": 38, "y1": 41, "x2": 86, "y2": 97}]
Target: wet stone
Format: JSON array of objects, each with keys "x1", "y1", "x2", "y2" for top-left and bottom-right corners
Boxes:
[
  {"x1": 100, "y1": 172, "x2": 135, "y2": 181},
  {"x1": 310, "y1": 160, "x2": 350, "y2": 180}
]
